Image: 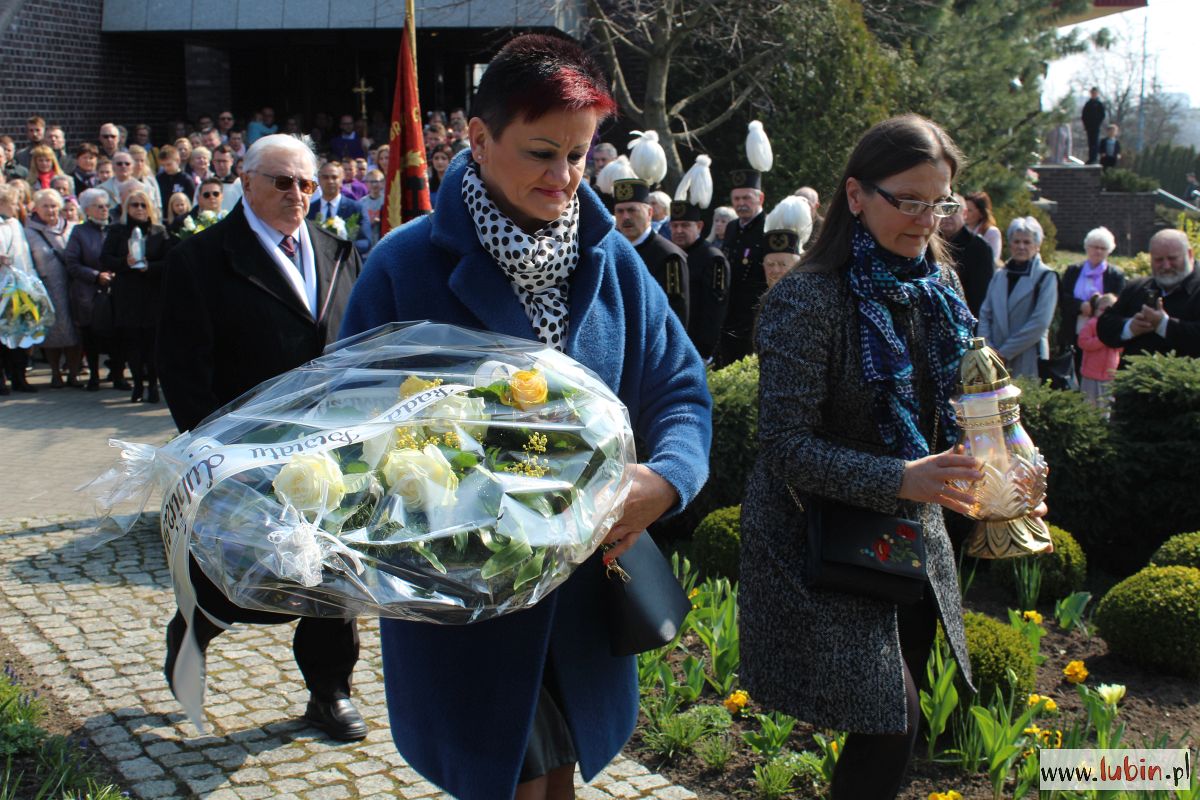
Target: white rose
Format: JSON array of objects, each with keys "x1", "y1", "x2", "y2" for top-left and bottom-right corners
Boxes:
[
  {"x1": 272, "y1": 453, "x2": 346, "y2": 512},
  {"x1": 424, "y1": 394, "x2": 488, "y2": 439},
  {"x1": 381, "y1": 445, "x2": 459, "y2": 510},
  {"x1": 182, "y1": 216, "x2": 196, "y2": 231}
]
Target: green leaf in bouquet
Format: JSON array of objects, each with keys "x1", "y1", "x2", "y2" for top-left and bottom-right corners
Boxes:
[
  {"x1": 450, "y1": 451, "x2": 479, "y2": 471},
  {"x1": 343, "y1": 460, "x2": 370, "y2": 474},
  {"x1": 453, "y1": 530, "x2": 469, "y2": 556},
  {"x1": 480, "y1": 537, "x2": 533, "y2": 579},
  {"x1": 478, "y1": 529, "x2": 507, "y2": 553},
  {"x1": 410, "y1": 541, "x2": 448, "y2": 574},
  {"x1": 469, "y1": 379, "x2": 512, "y2": 406},
  {"x1": 512, "y1": 547, "x2": 546, "y2": 591}
]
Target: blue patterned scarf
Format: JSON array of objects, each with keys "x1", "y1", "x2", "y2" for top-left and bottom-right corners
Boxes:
[{"x1": 847, "y1": 219, "x2": 977, "y2": 460}]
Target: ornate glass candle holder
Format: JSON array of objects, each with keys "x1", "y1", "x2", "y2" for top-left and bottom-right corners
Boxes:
[{"x1": 951, "y1": 338, "x2": 1052, "y2": 559}]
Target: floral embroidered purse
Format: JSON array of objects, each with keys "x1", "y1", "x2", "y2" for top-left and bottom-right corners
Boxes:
[{"x1": 790, "y1": 488, "x2": 928, "y2": 605}]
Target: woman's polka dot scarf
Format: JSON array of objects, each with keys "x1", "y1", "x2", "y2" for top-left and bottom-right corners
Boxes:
[{"x1": 462, "y1": 160, "x2": 580, "y2": 350}]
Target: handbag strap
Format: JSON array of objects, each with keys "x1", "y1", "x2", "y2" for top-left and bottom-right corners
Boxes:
[
  {"x1": 1031, "y1": 268, "x2": 1053, "y2": 307},
  {"x1": 34, "y1": 229, "x2": 68, "y2": 268}
]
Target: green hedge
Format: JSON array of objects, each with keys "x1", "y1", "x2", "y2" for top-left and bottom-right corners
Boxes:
[
  {"x1": 962, "y1": 611, "x2": 1037, "y2": 703},
  {"x1": 995, "y1": 525, "x2": 1087, "y2": 604},
  {"x1": 1095, "y1": 566, "x2": 1200, "y2": 679},
  {"x1": 1100, "y1": 168, "x2": 1159, "y2": 193},
  {"x1": 1150, "y1": 532, "x2": 1200, "y2": 570},
  {"x1": 693, "y1": 506, "x2": 741, "y2": 580}
]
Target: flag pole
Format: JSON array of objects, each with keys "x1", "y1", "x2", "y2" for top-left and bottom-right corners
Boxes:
[{"x1": 407, "y1": 0, "x2": 417, "y2": 79}]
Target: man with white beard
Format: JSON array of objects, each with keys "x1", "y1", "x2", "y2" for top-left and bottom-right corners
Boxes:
[{"x1": 1098, "y1": 229, "x2": 1200, "y2": 360}]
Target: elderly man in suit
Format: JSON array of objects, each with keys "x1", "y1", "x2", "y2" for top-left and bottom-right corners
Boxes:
[
  {"x1": 307, "y1": 160, "x2": 371, "y2": 258},
  {"x1": 1098, "y1": 229, "x2": 1200, "y2": 360},
  {"x1": 156, "y1": 134, "x2": 366, "y2": 741}
]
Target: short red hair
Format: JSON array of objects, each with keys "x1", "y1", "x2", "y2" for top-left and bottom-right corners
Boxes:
[{"x1": 471, "y1": 34, "x2": 616, "y2": 138}]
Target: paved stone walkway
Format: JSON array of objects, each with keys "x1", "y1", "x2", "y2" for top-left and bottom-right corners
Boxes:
[{"x1": 0, "y1": 377, "x2": 697, "y2": 799}]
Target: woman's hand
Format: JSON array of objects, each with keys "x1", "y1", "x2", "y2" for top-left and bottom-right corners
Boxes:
[
  {"x1": 126, "y1": 252, "x2": 138, "y2": 266},
  {"x1": 97, "y1": 271, "x2": 113, "y2": 287},
  {"x1": 601, "y1": 465, "x2": 679, "y2": 562},
  {"x1": 898, "y1": 446, "x2": 984, "y2": 516}
]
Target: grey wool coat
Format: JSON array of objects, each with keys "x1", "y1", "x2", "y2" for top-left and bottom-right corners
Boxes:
[
  {"x1": 976, "y1": 260, "x2": 1057, "y2": 380},
  {"x1": 739, "y1": 265, "x2": 975, "y2": 735}
]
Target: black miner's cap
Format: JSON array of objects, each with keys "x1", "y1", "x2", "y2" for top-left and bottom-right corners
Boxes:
[
  {"x1": 765, "y1": 229, "x2": 801, "y2": 255},
  {"x1": 670, "y1": 200, "x2": 703, "y2": 222},
  {"x1": 612, "y1": 179, "x2": 650, "y2": 204},
  {"x1": 730, "y1": 169, "x2": 762, "y2": 190}
]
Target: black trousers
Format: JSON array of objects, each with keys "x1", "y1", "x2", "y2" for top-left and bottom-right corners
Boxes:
[
  {"x1": 0, "y1": 345, "x2": 30, "y2": 387},
  {"x1": 170, "y1": 555, "x2": 360, "y2": 700},
  {"x1": 1085, "y1": 125, "x2": 1101, "y2": 164},
  {"x1": 830, "y1": 593, "x2": 938, "y2": 800},
  {"x1": 122, "y1": 326, "x2": 157, "y2": 392}
]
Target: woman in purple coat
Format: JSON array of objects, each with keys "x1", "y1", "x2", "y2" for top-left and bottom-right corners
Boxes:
[{"x1": 340, "y1": 35, "x2": 711, "y2": 800}]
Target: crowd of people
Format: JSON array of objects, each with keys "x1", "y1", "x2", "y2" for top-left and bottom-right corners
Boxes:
[{"x1": 3, "y1": 31, "x2": 1200, "y2": 800}]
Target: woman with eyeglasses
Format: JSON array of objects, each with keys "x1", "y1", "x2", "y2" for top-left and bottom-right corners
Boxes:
[
  {"x1": 26, "y1": 188, "x2": 80, "y2": 387},
  {"x1": 739, "y1": 115, "x2": 1019, "y2": 799},
  {"x1": 101, "y1": 188, "x2": 171, "y2": 402},
  {"x1": 339, "y1": 34, "x2": 710, "y2": 800},
  {"x1": 977, "y1": 216, "x2": 1058, "y2": 379}
]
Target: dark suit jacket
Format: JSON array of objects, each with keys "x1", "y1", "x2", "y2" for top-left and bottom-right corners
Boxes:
[
  {"x1": 1097, "y1": 270, "x2": 1200, "y2": 361},
  {"x1": 719, "y1": 211, "x2": 767, "y2": 365},
  {"x1": 1099, "y1": 137, "x2": 1121, "y2": 168},
  {"x1": 156, "y1": 204, "x2": 362, "y2": 432},
  {"x1": 1056, "y1": 262, "x2": 1126, "y2": 352},
  {"x1": 634, "y1": 231, "x2": 690, "y2": 328},
  {"x1": 945, "y1": 226, "x2": 996, "y2": 318},
  {"x1": 684, "y1": 237, "x2": 730, "y2": 360},
  {"x1": 307, "y1": 194, "x2": 371, "y2": 258}
]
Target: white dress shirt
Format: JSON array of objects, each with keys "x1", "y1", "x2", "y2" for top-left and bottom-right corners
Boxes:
[{"x1": 242, "y1": 200, "x2": 317, "y2": 317}]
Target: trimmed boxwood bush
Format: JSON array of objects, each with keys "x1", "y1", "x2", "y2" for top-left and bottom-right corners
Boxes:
[
  {"x1": 1150, "y1": 532, "x2": 1200, "y2": 570},
  {"x1": 1095, "y1": 566, "x2": 1200, "y2": 679},
  {"x1": 692, "y1": 506, "x2": 741, "y2": 580},
  {"x1": 962, "y1": 611, "x2": 1036, "y2": 704},
  {"x1": 995, "y1": 525, "x2": 1088, "y2": 603},
  {"x1": 656, "y1": 356, "x2": 759, "y2": 542}
]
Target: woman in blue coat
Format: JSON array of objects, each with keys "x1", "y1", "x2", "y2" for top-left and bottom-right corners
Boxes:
[{"x1": 339, "y1": 35, "x2": 712, "y2": 800}]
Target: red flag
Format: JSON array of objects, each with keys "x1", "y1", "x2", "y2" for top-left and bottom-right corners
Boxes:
[{"x1": 382, "y1": 14, "x2": 430, "y2": 234}]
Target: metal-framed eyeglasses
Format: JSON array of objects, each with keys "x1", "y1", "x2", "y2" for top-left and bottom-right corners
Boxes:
[
  {"x1": 864, "y1": 182, "x2": 961, "y2": 218},
  {"x1": 253, "y1": 172, "x2": 318, "y2": 196}
]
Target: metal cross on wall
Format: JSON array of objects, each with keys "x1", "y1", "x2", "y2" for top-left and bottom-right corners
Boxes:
[{"x1": 352, "y1": 77, "x2": 374, "y2": 120}]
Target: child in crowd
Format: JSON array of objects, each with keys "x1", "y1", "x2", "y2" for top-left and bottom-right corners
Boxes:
[{"x1": 1077, "y1": 292, "x2": 1121, "y2": 411}]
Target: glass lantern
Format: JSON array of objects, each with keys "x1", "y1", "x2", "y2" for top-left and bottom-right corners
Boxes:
[{"x1": 950, "y1": 337, "x2": 1053, "y2": 559}]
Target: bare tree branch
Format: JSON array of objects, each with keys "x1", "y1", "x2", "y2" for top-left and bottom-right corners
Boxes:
[
  {"x1": 668, "y1": 49, "x2": 780, "y2": 118},
  {"x1": 671, "y1": 79, "x2": 760, "y2": 142},
  {"x1": 587, "y1": 1, "x2": 645, "y2": 121},
  {"x1": 587, "y1": 0, "x2": 652, "y2": 60}
]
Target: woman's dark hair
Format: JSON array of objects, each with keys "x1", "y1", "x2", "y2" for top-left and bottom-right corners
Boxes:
[
  {"x1": 965, "y1": 191, "x2": 996, "y2": 232},
  {"x1": 802, "y1": 114, "x2": 964, "y2": 270},
  {"x1": 428, "y1": 143, "x2": 455, "y2": 190},
  {"x1": 471, "y1": 34, "x2": 617, "y2": 139}
]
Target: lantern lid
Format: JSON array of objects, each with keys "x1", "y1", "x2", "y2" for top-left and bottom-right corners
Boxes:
[{"x1": 959, "y1": 337, "x2": 1012, "y2": 395}]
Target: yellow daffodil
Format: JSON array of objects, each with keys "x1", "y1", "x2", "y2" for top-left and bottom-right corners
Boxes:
[
  {"x1": 1023, "y1": 724, "x2": 1043, "y2": 739},
  {"x1": 1023, "y1": 610, "x2": 1044, "y2": 625},
  {"x1": 1063, "y1": 660, "x2": 1088, "y2": 684},
  {"x1": 1096, "y1": 683, "x2": 1126, "y2": 706},
  {"x1": 688, "y1": 588, "x2": 700, "y2": 599},
  {"x1": 723, "y1": 690, "x2": 750, "y2": 714},
  {"x1": 927, "y1": 791, "x2": 963, "y2": 800}
]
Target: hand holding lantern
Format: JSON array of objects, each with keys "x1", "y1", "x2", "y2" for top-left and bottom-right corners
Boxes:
[{"x1": 950, "y1": 338, "x2": 1052, "y2": 558}]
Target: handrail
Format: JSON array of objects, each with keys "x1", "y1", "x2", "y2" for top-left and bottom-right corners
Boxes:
[{"x1": 1155, "y1": 189, "x2": 1199, "y2": 213}]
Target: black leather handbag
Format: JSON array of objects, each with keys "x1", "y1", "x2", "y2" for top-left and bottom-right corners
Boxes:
[
  {"x1": 793, "y1": 488, "x2": 928, "y2": 605},
  {"x1": 1032, "y1": 270, "x2": 1079, "y2": 391},
  {"x1": 603, "y1": 533, "x2": 692, "y2": 656}
]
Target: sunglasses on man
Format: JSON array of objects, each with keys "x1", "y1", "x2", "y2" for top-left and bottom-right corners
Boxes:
[
  {"x1": 201, "y1": 191, "x2": 222, "y2": 198},
  {"x1": 254, "y1": 172, "x2": 318, "y2": 195}
]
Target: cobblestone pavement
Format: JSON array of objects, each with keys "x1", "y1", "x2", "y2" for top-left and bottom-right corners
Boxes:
[{"x1": 0, "y1": 382, "x2": 698, "y2": 799}]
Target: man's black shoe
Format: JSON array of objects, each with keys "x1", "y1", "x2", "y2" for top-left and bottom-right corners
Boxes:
[{"x1": 304, "y1": 696, "x2": 367, "y2": 741}]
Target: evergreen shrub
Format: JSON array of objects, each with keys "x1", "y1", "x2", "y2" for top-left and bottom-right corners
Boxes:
[{"x1": 1095, "y1": 566, "x2": 1200, "y2": 679}]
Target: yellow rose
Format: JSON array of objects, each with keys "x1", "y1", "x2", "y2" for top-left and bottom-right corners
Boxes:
[
  {"x1": 509, "y1": 369, "x2": 548, "y2": 410},
  {"x1": 381, "y1": 445, "x2": 459, "y2": 510},
  {"x1": 272, "y1": 453, "x2": 345, "y2": 512},
  {"x1": 1063, "y1": 660, "x2": 1088, "y2": 685}
]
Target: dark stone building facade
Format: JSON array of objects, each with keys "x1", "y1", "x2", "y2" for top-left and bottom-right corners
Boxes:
[{"x1": 1037, "y1": 164, "x2": 1161, "y2": 256}]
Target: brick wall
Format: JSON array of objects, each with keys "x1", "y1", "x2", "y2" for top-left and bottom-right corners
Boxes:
[
  {"x1": 1037, "y1": 164, "x2": 1160, "y2": 256},
  {"x1": 0, "y1": 0, "x2": 186, "y2": 147}
]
